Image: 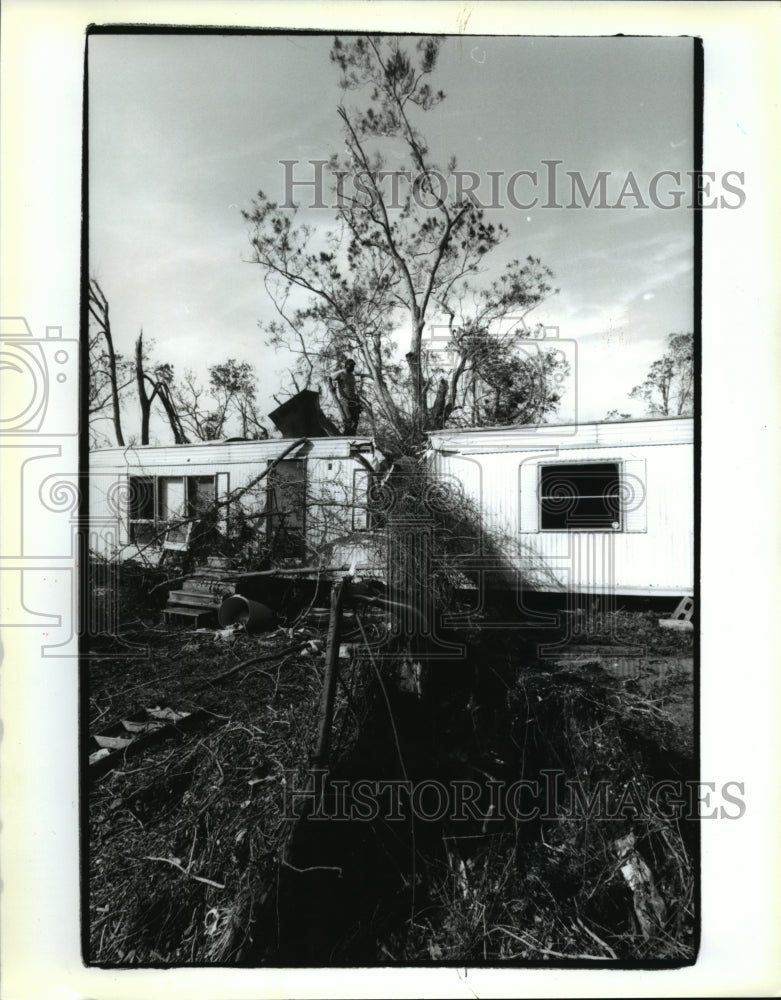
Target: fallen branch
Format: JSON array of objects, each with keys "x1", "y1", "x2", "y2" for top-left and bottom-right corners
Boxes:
[
  {"x1": 573, "y1": 916, "x2": 618, "y2": 959},
  {"x1": 142, "y1": 855, "x2": 225, "y2": 890},
  {"x1": 489, "y1": 925, "x2": 604, "y2": 961},
  {"x1": 281, "y1": 859, "x2": 343, "y2": 877},
  {"x1": 312, "y1": 575, "x2": 349, "y2": 770},
  {"x1": 195, "y1": 640, "x2": 313, "y2": 688}
]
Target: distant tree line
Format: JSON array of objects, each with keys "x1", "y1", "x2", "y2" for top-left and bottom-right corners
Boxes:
[
  {"x1": 605, "y1": 332, "x2": 694, "y2": 421},
  {"x1": 88, "y1": 278, "x2": 267, "y2": 448}
]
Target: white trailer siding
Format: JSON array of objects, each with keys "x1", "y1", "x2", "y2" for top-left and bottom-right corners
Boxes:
[
  {"x1": 428, "y1": 418, "x2": 694, "y2": 597},
  {"x1": 88, "y1": 437, "x2": 382, "y2": 571}
]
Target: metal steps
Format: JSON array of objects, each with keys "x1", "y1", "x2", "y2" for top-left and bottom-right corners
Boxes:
[
  {"x1": 162, "y1": 605, "x2": 217, "y2": 627},
  {"x1": 166, "y1": 589, "x2": 224, "y2": 608},
  {"x1": 163, "y1": 558, "x2": 240, "y2": 627}
]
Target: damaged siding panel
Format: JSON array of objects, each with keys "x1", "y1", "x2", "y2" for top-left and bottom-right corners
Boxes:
[{"x1": 644, "y1": 444, "x2": 693, "y2": 593}]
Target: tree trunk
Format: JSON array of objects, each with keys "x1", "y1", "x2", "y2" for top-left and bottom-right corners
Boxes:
[
  {"x1": 312, "y1": 575, "x2": 349, "y2": 770},
  {"x1": 135, "y1": 333, "x2": 151, "y2": 445},
  {"x1": 106, "y1": 341, "x2": 125, "y2": 446},
  {"x1": 360, "y1": 341, "x2": 402, "y2": 433},
  {"x1": 429, "y1": 378, "x2": 449, "y2": 429},
  {"x1": 88, "y1": 280, "x2": 125, "y2": 446},
  {"x1": 406, "y1": 312, "x2": 427, "y2": 433},
  {"x1": 326, "y1": 377, "x2": 350, "y2": 431},
  {"x1": 99, "y1": 306, "x2": 125, "y2": 446},
  {"x1": 156, "y1": 382, "x2": 189, "y2": 444}
]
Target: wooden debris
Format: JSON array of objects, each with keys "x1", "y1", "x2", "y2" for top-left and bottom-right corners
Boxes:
[
  {"x1": 658, "y1": 618, "x2": 693, "y2": 632},
  {"x1": 313, "y1": 575, "x2": 349, "y2": 771},
  {"x1": 121, "y1": 719, "x2": 165, "y2": 734},
  {"x1": 146, "y1": 707, "x2": 190, "y2": 723}
]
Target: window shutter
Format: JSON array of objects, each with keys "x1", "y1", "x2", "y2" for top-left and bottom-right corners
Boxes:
[
  {"x1": 622, "y1": 458, "x2": 647, "y2": 533},
  {"x1": 519, "y1": 458, "x2": 540, "y2": 533},
  {"x1": 216, "y1": 472, "x2": 229, "y2": 534}
]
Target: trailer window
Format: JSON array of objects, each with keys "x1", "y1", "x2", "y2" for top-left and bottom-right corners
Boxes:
[
  {"x1": 189, "y1": 476, "x2": 216, "y2": 516},
  {"x1": 127, "y1": 474, "x2": 216, "y2": 548},
  {"x1": 159, "y1": 477, "x2": 189, "y2": 547},
  {"x1": 128, "y1": 476, "x2": 155, "y2": 545},
  {"x1": 539, "y1": 462, "x2": 621, "y2": 531}
]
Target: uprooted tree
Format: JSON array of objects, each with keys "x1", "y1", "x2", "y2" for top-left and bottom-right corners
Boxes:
[{"x1": 244, "y1": 36, "x2": 567, "y2": 453}]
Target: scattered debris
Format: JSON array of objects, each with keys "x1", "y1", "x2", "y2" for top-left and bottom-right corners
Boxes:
[
  {"x1": 89, "y1": 706, "x2": 204, "y2": 778},
  {"x1": 615, "y1": 832, "x2": 668, "y2": 938},
  {"x1": 94, "y1": 735, "x2": 133, "y2": 751},
  {"x1": 213, "y1": 626, "x2": 241, "y2": 643}
]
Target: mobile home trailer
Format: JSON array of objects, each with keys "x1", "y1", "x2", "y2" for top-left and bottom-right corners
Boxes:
[
  {"x1": 88, "y1": 436, "x2": 383, "y2": 573},
  {"x1": 427, "y1": 416, "x2": 694, "y2": 599}
]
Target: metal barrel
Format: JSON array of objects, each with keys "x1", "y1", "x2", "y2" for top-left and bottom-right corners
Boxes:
[{"x1": 218, "y1": 594, "x2": 275, "y2": 634}]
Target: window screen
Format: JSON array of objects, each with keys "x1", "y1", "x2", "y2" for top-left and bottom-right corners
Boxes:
[
  {"x1": 158, "y1": 477, "x2": 186, "y2": 521},
  {"x1": 127, "y1": 474, "x2": 216, "y2": 549},
  {"x1": 188, "y1": 475, "x2": 215, "y2": 516},
  {"x1": 129, "y1": 476, "x2": 154, "y2": 518},
  {"x1": 128, "y1": 476, "x2": 155, "y2": 545},
  {"x1": 539, "y1": 462, "x2": 621, "y2": 531}
]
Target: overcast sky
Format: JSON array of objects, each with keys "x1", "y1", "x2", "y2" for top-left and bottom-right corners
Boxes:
[{"x1": 88, "y1": 32, "x2": 694, "y2": 433}]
